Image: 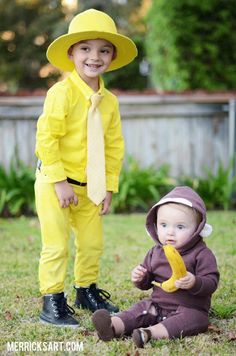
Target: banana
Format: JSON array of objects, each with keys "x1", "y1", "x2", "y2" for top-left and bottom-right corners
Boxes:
[{"x1": 152, "y1": 244, "x2": 187, "y2": 293}]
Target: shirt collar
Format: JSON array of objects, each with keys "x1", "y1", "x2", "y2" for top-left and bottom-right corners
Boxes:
[{"x1": 69, "y1": 70, "x2": 105, "y2": 100}]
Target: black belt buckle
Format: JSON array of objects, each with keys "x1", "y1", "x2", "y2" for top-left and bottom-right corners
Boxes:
[{"x1": 67, "y1": 177, "x2": 87, "y2": 186}]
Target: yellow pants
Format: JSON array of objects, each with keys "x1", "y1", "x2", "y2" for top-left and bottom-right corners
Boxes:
[{"x1": 35, "y1": 173, "x2": 103, "y2": 295}]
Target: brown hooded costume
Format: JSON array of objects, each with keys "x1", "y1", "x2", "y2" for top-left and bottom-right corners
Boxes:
[{"x1": 116, "y1": 186, "x2": 219, "y2": 338}]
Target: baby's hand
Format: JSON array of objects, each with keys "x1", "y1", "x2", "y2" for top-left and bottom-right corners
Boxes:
[
  {"x1": 131, "y1": 265, "x2": 147, "y2": 283},
  {"x1": 54, "y1": 180, "x2": 78, "y2": 208},
  {"x1": 174, "y1": 271, "x2": 196, "y2": 290}
]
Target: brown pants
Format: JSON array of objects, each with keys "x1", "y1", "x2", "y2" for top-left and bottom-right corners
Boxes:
[{"x1": 117, "y1": 299, "x2": 209, "y2": 338}]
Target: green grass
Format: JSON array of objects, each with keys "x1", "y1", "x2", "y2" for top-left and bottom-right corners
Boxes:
[{"x1": 0, "y1": 212, "x2": 236, "y2": 355}]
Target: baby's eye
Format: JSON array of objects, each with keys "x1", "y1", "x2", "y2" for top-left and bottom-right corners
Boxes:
[
  {"x1": 177, "y1": 225, "x2": 185, "y2": 230},
  {"x1": 160, "y1": 223, "x2": 167, "y2": 228}
]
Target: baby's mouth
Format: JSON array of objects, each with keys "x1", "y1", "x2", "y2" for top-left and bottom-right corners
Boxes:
[{"x1": 166, "y1": 240, "x2": 175, "y2": 245}]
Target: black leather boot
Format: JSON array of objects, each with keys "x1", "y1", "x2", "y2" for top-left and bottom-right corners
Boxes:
[
  {"x1": 74, "y1": 284, "x2": 119, "y2": 314},
  {"x1": 40, "y1": 292, "x2": 79, "y2": 328}
]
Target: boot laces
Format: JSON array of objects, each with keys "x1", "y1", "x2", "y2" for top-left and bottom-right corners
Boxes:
[
  {"x1": 91, "y1": 285, "x2": 112, "y2": 305},
  {"x1": 50, "y1": 295, "x2": 75, "y2": 319}
]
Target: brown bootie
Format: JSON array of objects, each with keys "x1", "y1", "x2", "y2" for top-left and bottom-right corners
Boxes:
[
  {"x1": 132, "y1": 328, "x2": 152, "y2": 348},
  {"x1": 92, "y1": 309, "x2": 115, "y2": 341}
]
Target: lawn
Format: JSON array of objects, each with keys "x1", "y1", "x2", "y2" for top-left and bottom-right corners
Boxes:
[{"x1": 0, "y1": 212, "x2": 236, "y2": 355}]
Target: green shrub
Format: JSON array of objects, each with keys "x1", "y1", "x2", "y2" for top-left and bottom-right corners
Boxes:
[
  {"x1": 0, "y1": 157, "x2": 235, "y2": 217},
  {"x1": 0, "y1": 159, "x2": 35, "y2": 217},
  {"x1": 179, "y1": 160, "x2": 236, "y2": 210},
  {"x1": 111, "y1": 157, "x2": 176, "y2": 213},
  {"x1": 145, "y1": 0, "x2": 236, "y2": 91},
  {"x1": 113, "y1": 157, "x2": 236, "y2": 213},
  {"x1": 197, "y1": 165, "x2": 236, "y2": 210}
]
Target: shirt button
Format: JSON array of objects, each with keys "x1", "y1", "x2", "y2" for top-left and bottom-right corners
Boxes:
[{"x1": 142, "y1": 310, "x2": 147, "y2": 314}]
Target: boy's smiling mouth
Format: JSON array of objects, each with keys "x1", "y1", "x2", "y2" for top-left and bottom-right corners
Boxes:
[{"x1": 86, "y1": 63, "x2": 102, "y2": 69}]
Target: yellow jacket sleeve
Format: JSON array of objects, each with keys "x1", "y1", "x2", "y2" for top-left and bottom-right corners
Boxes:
[{"x1": 35, "y1": 85, "x2": 69, "y2": 183}]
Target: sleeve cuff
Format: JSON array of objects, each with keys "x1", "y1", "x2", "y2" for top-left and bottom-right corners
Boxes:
[
  {"x1": 40, "y1": 161, "x2": 67, "y2": 183},
  {"x1": 188, "y1": 276, "x2": 202, "y2": 295},
  {"x1": 106, "y1": 174, "x2": 119, "y2": 193}
]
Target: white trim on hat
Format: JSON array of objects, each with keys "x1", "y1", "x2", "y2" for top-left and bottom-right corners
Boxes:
[{"x1": 156, "y1": 197, "x2": 193, "y2": 207}]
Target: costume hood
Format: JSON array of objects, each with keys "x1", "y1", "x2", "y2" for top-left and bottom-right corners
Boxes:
[{"x1": 146, "y1": 186, "x2": 212, "y2": 252}]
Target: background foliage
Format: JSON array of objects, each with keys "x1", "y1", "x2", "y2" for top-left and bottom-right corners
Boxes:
[
  {"x1": 0, "y1": 0, "x2": 65, "y2": 92},
  {"x1": 2, "y1": 0, "x2": 236, "y2": 92},
  {"x1": 0, "y1": 0, "x2": 148, "y2": 93},
  {"x1": 145, "y1": 0, "x2": 236, "y2": 91},
  {"x1": 1, "y1": 157, "x2": 235, "y2": 217},
  {"x1": 0, "y1": 159, "x2": 35, "y2": 217}
]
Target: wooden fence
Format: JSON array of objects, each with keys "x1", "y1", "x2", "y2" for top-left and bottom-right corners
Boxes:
[{"x1": 0, "y1": 94, "x2": 235, "y2": 178}]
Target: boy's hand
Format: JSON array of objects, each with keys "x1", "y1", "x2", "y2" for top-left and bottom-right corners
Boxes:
[
  {"x1": 54, "y1": 180, "x2": 78, "y2": 208},
  {"x1": 174, "y1": 271, "x2": 196, "y2": 289},
  {"x1": 131, "y1": 265, "x2": 147, "y2": 283},
  {"x1": 100, "y1": 191, "x2": 113, "y2": 215}
]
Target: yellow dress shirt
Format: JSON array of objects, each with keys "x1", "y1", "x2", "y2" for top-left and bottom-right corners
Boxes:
[{"x1": 35, "y1": 70, "x2": 125, "y2": 192}]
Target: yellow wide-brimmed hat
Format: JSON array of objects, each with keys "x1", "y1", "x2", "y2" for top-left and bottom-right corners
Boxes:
[{"x1": 47, "y1": 9, "x2": 138, "y2": 72}]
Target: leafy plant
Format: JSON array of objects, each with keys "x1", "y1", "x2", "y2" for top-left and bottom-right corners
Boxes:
[
  {"x1": 196, "y1": 161, "x2": 236, "y2": 210},
  {"x1": 178, "y1": 159, "x2": 236, "y2": 210},
  {"x1": 0, "y1": 156, "x2": 235, "y2": 216},
  {"x1": 111, "y1": 157, "x2": 176, "y2": 213},
  {"x1": 0, "y1": 159, "x2": 35, "y2": 217},
  {"x1": 145, "y1": 0, "x2": 236, "y2": 91}
]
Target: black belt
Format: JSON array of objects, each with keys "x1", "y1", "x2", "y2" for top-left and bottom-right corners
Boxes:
[{"x1": 67, "y1": 177, "x2": 87, "y2": 186}]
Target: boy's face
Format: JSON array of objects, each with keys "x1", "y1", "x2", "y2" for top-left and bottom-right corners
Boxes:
[
  {"x1": 69, "y1": 39, "x2": 115, "y2": 88},
  {"x1": 156, "y1": 203, "x2": 198, "y2": 249}
]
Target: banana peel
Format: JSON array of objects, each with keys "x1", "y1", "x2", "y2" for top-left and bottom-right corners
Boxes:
[{"x1": 152, "y1": 244, "x2": 187, "y2": 293}]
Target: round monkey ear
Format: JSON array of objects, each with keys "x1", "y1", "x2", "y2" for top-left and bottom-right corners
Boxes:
[{"x1": 199, "y1": 223, "x2": 213, "y2": 238}]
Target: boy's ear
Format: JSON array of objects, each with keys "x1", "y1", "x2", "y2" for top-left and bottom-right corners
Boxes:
[
  {"x1": 68, "y1": 46, "x2": 73, "y2": 60},
  {"x1": 112, "y1": 47, "x2": 117, "y2": 61}
]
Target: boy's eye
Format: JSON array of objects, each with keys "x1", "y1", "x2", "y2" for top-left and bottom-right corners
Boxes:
[
  {"x1": 101, "y1": 48, "x2": 111, "y2": 54},
  {"x1": 80, "y1": 46, "x2": 89, "y2": 51}
]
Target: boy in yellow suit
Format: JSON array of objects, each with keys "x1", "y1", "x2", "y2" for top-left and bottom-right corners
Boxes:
[{"x1": 35, "y1": 9, "x2": 137, "y2": 327}]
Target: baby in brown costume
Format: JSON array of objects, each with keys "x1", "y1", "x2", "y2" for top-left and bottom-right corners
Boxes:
[{"x1": 92, "y1": 186, "x2": 220, "y2": 348}]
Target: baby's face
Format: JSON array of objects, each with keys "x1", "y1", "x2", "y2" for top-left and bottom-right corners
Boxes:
[{"x1": 156, "y1": 203, "x2": 198, "y2": 249}]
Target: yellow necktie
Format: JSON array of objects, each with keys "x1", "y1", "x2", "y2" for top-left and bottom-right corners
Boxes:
[{"x1": 87, "y1": 93, "x2": 106, "y2": 205}]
